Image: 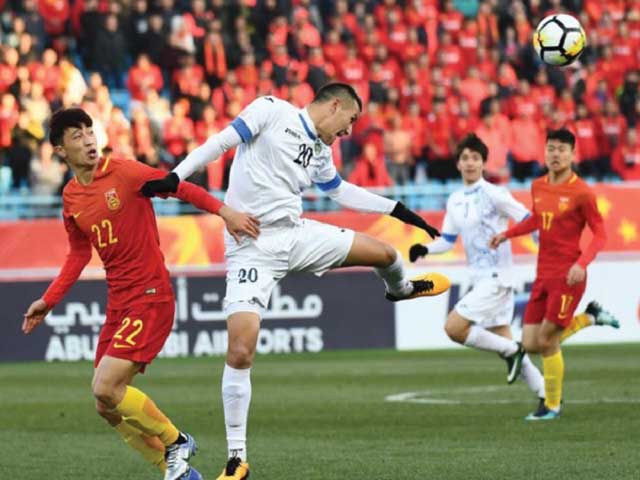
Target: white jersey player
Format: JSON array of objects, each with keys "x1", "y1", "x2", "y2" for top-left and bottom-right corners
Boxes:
[
  {"x1": 410, "y1": 134, "x2": 546, "y2": 404},
  {"x1": 142, "y1": 83, "x2": 447, "y2": 480}
]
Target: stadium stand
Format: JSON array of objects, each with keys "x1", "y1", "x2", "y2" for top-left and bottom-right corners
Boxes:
[{"x1": 0, "y1": 0, "x2": 639, "y2": 217}]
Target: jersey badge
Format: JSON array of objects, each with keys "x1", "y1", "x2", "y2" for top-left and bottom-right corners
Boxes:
[
  {"x1": 558, "y1": 196, "x2": 570, "y2": 212},
  {"x1": 105, "y1": 188, "x2": 121, "y2": 210},
  {"x1": 313, "y1": 139, "x2": 323, "y2": 156}
]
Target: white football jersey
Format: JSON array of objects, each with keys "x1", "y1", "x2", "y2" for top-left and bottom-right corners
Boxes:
[
  {"x1": 441, "y1": 178, "x2": 529, "y2": 284},
  {"x1": 226, "y1": 96, "x2": 340, "y2": 226}
]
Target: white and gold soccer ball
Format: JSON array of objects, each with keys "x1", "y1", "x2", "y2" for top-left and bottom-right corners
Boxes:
[{"x1": 533, "y1": 14, "x2": 586, "y2": 66}]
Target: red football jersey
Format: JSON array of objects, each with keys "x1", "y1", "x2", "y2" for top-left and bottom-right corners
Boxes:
[
  {"x1": 505, "y1": 173, "x2": 607, "y2": 279},
  {"x1": 43, "y1": 157, "x2": 222, "y2": 309}
]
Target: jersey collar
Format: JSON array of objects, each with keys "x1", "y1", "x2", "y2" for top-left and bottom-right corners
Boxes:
[
  {"x1": 298, "y1": 108, "x2": 317, "y2": 141},
  {"x1": 463, "y1": 177, "x2": 484, "y2": 195}
]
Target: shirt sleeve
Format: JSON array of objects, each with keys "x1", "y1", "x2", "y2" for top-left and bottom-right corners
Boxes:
[
  {"x1": 310, "y1": 144, "x2": 341, "y2": 190},
  {"x1": 493, "y1": 186, "x2": 530, "y2": 221},
  {"x1": 440, "y1": 201, "x2": 459, "y2": 243},
  {"x1": 504, "y1": 184, "x2": 539, "y2": 238},
  {"x1": 42, "y1": 215, "x2": 93, "y2": 308},
  {"x1": 128, "y1": 159, "x2": 224, "y2": 214},
  {"x1": 230, "y1": 96, "x2": 279, "y2": 142},
  {"x1": 577, "y1": 190, "x2": 607, "y2": 268}
]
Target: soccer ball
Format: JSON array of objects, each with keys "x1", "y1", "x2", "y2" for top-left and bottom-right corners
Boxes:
[{"x1": 533, "y1": 14, "x2": 586, "y2": 66}]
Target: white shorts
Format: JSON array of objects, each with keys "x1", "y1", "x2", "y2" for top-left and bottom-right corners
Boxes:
[
  {"x1": 454, "y1": 276, "x2": 514, "y2": 328},
  {"x1": 223, "y1": 218, "x2": 355, "y2": 317}
]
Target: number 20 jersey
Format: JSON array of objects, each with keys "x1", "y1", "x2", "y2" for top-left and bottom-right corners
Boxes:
[{"x1": 226, "y1": 96, "x2": 340, "y2": 226}]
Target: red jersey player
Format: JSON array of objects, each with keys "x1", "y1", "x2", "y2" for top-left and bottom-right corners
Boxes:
[
  {"x1": 22, "y1": 108, "x2": 260, "y2": 480},
  {"x1": 491, "y1": 129, "x2": 618, "y2": 420}
]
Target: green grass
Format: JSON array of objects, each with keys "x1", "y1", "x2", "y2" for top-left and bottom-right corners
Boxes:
[{"x1": 2, "y1": 344, "x2": 639, "y2": 479}]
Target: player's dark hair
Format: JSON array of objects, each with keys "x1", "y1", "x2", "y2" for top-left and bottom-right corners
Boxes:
[
  {"x1": 456, "y1": 133, "x2": 488, "y2": 163},
  {"x1": 546, "y1": 128, "x2": 575, "y2": 149},
  {"x1": 49, "y1": 108, "x2": 93, "y2": 147},
  {"x1": 313, "y1": 82, "x2": 363, "y2": 112}
]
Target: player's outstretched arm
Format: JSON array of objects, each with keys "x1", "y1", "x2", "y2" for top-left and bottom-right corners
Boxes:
[
  {"x1": 409, "y1": 235, "x2": 456, "y2": 262},
  {"x1": 24, "y1": 217, "x2": 92, "y2": 334},
  {"x1": 141, "y1": 126, "x2": 242, "y2": 197},
  {"x1": 323, "y1": 179, "x2": 440, "y2": 238},
  {"x1": 389, "y1": 202, "x2": 440, "y2": 239}
]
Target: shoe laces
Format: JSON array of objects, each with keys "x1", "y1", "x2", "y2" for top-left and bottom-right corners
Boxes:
[
  {"x1": 413, "y1": 279, "x2": 434, "y2": 293},
  {"x1": 165, "y1": 443, "x2": 182, "y2": 469},
  {"x1": 225, "y1": 456, "x2": 242, "y2": 476}
]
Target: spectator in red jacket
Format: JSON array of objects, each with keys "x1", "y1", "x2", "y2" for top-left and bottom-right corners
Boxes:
[
  {"x1": 459, "y1": 66, "x2": 490, "y2": 116},
  {"x1": 612, "y1": 128, "x2": 640, "y2": 180},
  {"x1": 439, "y1": 0, "x2": 463, "y2": 39},
  {"x1": 172, "y1": 55, "x2": 205, "y2": 98},
  {"x1": 452, "y1": 98, "x2": 479, "y2": 145},
  {"x1": 348, "y1": 141, "x2": 394, "y2": 188},
  {"x1": 459, "y1": 19, "x2": 480, "y2": 65},
  {"x1": 573, "y1": 103, "x2": 603, "y2": 178},
  {"x1": 127, "y1": 54, "x2": 163, "y2": 103},
  {"x1": 323, "y1": 29, "x2": 348, "y2": 69},
  {"x1": 163, "y1": 99, "x2": 194, "y2": 163},
  {"x1": 598, "y1": 99, "x2": 627, "y2": 158},
  {"x1": 28, "y1": 48, "x2": 60, "y2": 103},
  {"x1": 427, "y1": 98, "x2": 456, "y2": 182},
  {"x1": 0, "y1": 93, "x2": 19, "y2": 150},
  {"x1": 385, "y1": 8, "x2": 409, "y2": 59},
  {"x1": 0, "y1": 47, "x2": 18, "y2": 94},
  {"x1": 509, "y1": 79, "x2": 538, "y2": 119},
  {"x1": 530, "y1": 68, "x2": 556, "y2": 112},
  {"x1": 510, "y1": 110, "x2": 545, "y2": 181}
]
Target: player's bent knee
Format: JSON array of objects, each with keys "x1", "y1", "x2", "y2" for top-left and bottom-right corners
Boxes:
[
  {"x1": 537, "y1": 335, "x2": 558, "y2": 356},
  {"x1": 92, "y1": 381, "x2": 119, "y2": 408},
  {"x1": 444, "y1": 311, "x2": 469, "y2": 344},
  {"x1": 381, "y1": 243, "x2": 397, "y2": 267}
]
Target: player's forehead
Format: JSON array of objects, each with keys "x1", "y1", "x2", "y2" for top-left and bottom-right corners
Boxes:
[
  {"x1": 64, "y1": 124, "x2": 93, "y2": 136},
  {"x1": 459, "y1": 148, "x2": 482, "y2": 159},
  {"x1": 546, "y1": 139, "x2": 571, "y2": 149}
]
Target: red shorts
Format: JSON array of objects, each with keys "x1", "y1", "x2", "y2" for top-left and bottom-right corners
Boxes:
[
  {"x1": 524, "y1": 276, "x2": 586, "y2": 328},
  {"x1": 95, "y1": 301, "x2": 175, "y2": 371}
]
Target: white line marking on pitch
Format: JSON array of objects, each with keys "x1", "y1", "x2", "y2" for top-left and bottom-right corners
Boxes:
[{"x1": 385, "y1": 385, "x2": 640, "y2": 405}]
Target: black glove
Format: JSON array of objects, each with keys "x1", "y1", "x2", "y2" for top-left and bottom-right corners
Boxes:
[
  {"x1": 390, "y1": 202, "x2": 440, "y2": 239},
  {"x1": 409, "y1": 243, "x2": 429, "y2": 263},
  {"x1": 141, "y1": 172, "x2": 180, "y2": 197}
]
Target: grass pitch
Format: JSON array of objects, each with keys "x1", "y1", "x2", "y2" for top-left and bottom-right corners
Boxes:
[{"x1": 1, "y1": 344, "x2": 639, "y2": 479}]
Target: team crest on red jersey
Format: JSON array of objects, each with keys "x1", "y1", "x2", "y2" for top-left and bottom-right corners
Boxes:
[
  {"x1": 558, "y1": 196, "x2": 570, "y2": 212},
  {"x1": 105, "y1": 188, "x2": 121, "y2": 210}
]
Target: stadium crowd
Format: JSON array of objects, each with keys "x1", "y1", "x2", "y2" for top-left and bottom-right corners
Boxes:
[{"x1": 1, "y1": 0, "x2": 640, "y2": 196}]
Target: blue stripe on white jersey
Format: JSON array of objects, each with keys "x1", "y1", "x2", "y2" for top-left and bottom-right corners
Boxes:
[
  {"x1": 442, "y1": 233, "x2": 458, "y2": 242},
  {"x1": 315, "y1": 173, "x2": 342, "y2": 191},
  {"x1": 298, "y1": 113, "x2": 317, "y2": 140},
  {"x1": 231, "y1": 117, "x2": 252, "y2": 142}
]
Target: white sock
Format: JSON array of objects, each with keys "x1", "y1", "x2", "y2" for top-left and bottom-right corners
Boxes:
[
  {"x1": 520, "y1": 354, "x2": 545, "y2": 398},
  {"x1": 222, "y1": 364, "x2": 251, "y2": 460},
  {"x1": 463, "y1": 325, "x2": 519, "y2": 357},
  {"x1": 374, "y1": 250, "x2": 412, "y2": 296}
]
